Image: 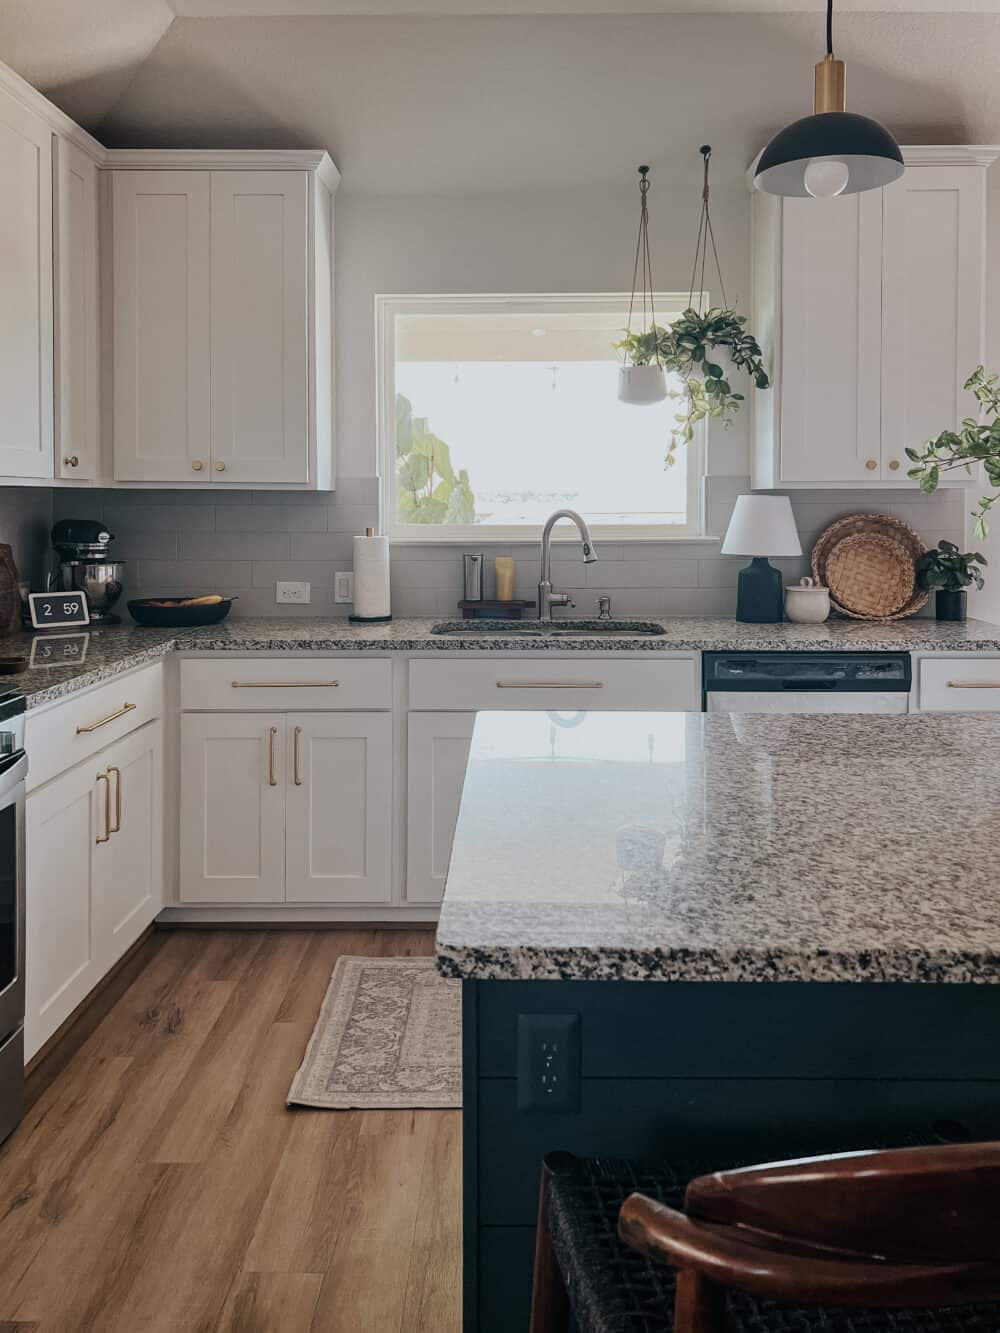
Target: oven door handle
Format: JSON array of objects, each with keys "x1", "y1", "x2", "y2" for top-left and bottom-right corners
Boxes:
[{"x1": 0, "y1": 753, "x2": 27, "y2": 805}]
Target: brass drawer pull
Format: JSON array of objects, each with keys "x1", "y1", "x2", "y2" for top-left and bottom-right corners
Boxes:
[
  {"x1": 108, "y1": 765, "x2": 122, "y2": 834},
  {"x1": 495, "y1": 681, "x2": 605, "y2": 690},
  {"x1": 231, "y1": 680, "x2": 339, "y2": 689},
  {"x1": 267, "y1": 726, "x2": 278, "y2": 787},
  {"x1": 293, "y1": 726, "x2": 303, "y2": 786},
  {"x1": 76, "y1": 701, "x2": 136, "y2": 734},
  {"x1": 96, "y1": 772, "x2": 111, "y2": 844},
  {"x1": 947, "y1": 681, "x2": 1000, "y2": 689}
]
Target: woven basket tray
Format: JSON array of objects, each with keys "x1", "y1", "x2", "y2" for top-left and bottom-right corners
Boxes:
[
  {"x1": 812, "y1": 513, "x2": 929, "y2": 621},
  {"x1": 825, "y1": 532, "x2": 915, "y2": 618}
]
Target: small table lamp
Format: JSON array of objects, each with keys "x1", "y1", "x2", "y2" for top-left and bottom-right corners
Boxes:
[{"x1": 721, "y1": 494, "x2": 802, "y2": 623}]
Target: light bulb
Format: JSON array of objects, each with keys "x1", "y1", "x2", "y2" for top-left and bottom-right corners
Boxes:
[{"x1": 803, "y1": 158, "x2": 850, "y2": 198}]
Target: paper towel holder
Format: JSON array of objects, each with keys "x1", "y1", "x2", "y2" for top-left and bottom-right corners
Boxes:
[{"x1": 348, "y1": 526, "x2": 393, "y2": 624}]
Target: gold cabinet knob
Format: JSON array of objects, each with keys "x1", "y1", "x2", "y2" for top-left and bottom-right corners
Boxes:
[
  {"x1": 63, "y1": 455, "x2": 78, "y2": 468},
  {"x1": 191, "y1": 459, "x2": 204, "y2": 472},
  {"x1": 865, "y1": 458, "x2": 878, "y2": 471},
  {"x1": 888, "y1": 458, "x2": 900, "y2": 472},
  {"x1": 215, "y1": 461, "x2": 226, "y2": 472}
]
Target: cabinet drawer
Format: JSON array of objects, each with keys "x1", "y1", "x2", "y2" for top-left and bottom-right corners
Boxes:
[
  {"x1": 180, "y1": 658, "x2": 392, "y2": 711},
  {"x1": 26, "y1": 663, "x2": 163, "y2": 792},
  {"x1": 408, "y1": 657, "x2": 698, "y2": 711},
  {"x1": 918, "y1": 657, "x2": 1000, "y2": 711}
]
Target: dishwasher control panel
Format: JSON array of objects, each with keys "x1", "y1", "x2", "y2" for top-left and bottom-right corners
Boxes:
[{"x1": 703, "y1": 651, "x2": 912, "y2": 692}]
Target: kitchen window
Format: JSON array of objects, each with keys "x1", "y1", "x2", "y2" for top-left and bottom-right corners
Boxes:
[{"x1": 376, "y1": 294, "x2": 705, "y2": 542}]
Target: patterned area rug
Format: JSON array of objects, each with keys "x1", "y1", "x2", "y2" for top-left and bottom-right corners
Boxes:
[{"x1": 287, "y1": 956, "x2": 462, "y2": 1109}]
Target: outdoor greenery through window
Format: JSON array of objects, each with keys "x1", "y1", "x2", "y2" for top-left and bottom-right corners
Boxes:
[{"x1": 378, "y1": 295, "x2": 703, "y2": 540}]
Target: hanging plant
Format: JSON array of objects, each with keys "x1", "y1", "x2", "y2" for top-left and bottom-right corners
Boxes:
[
  {"x1": 617, "y1": 166, "x2": 668, "y2": 406},
  {"x1": 614, "y1": 147, "x2": 771, "y2": 465},
  {"x1": 906, "y1": 366, "x2": 1000, "y2": 538}
]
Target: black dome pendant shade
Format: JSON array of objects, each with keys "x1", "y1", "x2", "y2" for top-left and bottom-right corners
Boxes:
[{"x1": 754, "y1": 0, "x2": 903, "y2": 198}]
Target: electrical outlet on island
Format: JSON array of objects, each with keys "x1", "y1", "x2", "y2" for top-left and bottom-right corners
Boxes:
[
  {"x1": 276, "y1": 581, "x2": 311, "y2": 604},
  {"x1": 334, "y1": 572, "x2": 354, "y2": 604}
]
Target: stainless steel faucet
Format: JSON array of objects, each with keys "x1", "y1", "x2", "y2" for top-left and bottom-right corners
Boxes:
[{"x1": 537, "y1": 509, "x2": 598, "y2": 621}]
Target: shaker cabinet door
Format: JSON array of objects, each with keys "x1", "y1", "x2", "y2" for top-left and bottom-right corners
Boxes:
[
  {"x1": 284, "y1": 712, "x2": 392, "y2": 904},
  {"x1": 0, "y1": 96, "x2": 53, "y2": 479},
  {"x1": 53, "y1": 138, "x2": 100, "y2": 481},
  {"x1": 406, "y1": 712, "x2": 475, "y2": 904},
  {"x1": 112, "y1": 170, "x2": 212, "y2": 481},
  {"x1": 180, "y1": 713, "x2": 286, "y2": 903},
  {"x1": 210, "y1": 171, "x2": 310, "y2": 483}
]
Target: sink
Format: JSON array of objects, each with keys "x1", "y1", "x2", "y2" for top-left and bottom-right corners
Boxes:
[{"x1": 431, "y1": 618, "x2": 666, "y2": 637}]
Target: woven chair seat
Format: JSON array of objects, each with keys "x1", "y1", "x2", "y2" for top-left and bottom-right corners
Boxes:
[{"x1": 545, "y1": 1154, "x2": 1000, "y2": 1333}]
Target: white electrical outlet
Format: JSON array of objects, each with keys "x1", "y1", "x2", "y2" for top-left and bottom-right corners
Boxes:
[
  {"x1": 334, "y1": 571, "x2": 354, "y2": 604},
  {"x1": 276, "y1": 581, "x2": 311, "y2": 604}
]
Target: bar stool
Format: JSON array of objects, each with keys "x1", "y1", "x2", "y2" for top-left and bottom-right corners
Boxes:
[{"x1": 530, "y1": 1143, "x2": 1000, "y2": 1332}]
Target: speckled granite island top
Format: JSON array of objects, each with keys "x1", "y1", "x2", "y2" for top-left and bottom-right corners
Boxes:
[
  {"x1": 5, "y1": 614, "x2": 1000, "y2": 708},
  {"x1": 435, "y1": 709, "x2": 1000, "y2": 984}
]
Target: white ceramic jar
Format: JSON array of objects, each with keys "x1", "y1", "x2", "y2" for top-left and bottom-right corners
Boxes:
[{"x1": 785, "y1": 576, "x2": 830, "y2": 623}]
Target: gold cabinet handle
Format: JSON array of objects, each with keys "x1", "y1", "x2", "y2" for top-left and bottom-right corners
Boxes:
[
  {"x1": 231, "y1": 680, "x2": 339, "y2": 689},
  {"x1": 76, "y1": 702, "x2": 136, "y2": 735},
  {"x1": 267, "y1": 726, "x2": 278, "y2": 787},
  {"x1": 293, "y1": 726, "x2": 303, "y2": 786},
  {"x1": 215, "y1": 461, "x2": 226, "y2": 472},
  {"x1": 888, "y1": 459, "x2": 901, "y2": 472},
  {"x1": 107, "y1": 765, "x2": 122, "y2": 834},
  {"x1": 96, "y1": 771, "x2": 111, "y2": 844},
  {"x1": 865, "y1": 459, "x2": 878, "y2": 471},
  {"x1": 495, "y1": 681, "x2": 605, "y2": 690},
  {"x1": 191, "y1": 460, "x2": 204, "y2": 472},
  {"x1": 63, "y1": 455, "x2": 79, "y2": 468},
  {"x1": 947, "y1": 681, "x2": 1000, "y2": 689}
]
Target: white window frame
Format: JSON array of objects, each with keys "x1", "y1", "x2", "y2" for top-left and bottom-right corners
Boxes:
[{"x1": 376, "y1": 292, "x2": 707, "y2": 544}]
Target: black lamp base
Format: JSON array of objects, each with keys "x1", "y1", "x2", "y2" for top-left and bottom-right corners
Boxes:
[{"x1": 735, "y1": 557, "x2": 784, "y2": 623}]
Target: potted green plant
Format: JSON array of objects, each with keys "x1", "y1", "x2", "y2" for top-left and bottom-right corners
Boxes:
[
  {"x1": 616, "y1": 308, "x2": 769, "y2": 464},
  {"x1": 914, "y1": 540, "x2": 987, "y2": 622}
]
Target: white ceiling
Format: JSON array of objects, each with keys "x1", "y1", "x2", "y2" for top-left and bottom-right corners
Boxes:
[{"x1": 168, "y1": 1, "x2": 1000, "y2": 11}]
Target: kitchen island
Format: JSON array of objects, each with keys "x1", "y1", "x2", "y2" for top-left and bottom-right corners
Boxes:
[{"x1": 437, "y1": 710, "x2": 1000, "y2": 1330}]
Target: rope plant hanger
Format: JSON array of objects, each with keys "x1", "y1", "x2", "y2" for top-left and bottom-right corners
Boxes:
[
  {"x1": 617, "y1": 166, "x2": 668, "y2": 406},
  {"x1": 618, "y1": 147, "x2": 771, "y2": 463}
]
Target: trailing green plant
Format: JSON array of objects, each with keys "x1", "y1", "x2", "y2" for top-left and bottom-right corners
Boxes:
[
  {"x1": 614, "y1": 307, "x2": 770, "y2": 464},
  {"x1": 915, "y1": 540, "x2": 987, "y2": 593},
  {"x1": 906, "y1": 366, "x2": 1000, "y2": 538}
]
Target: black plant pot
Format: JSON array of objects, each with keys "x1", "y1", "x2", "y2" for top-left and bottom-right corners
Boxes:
[{"x1": 935, "y1": 589, "x2": 967, "y2": 622}]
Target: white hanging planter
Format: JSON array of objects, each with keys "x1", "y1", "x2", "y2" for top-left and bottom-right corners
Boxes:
[{"x1": 618, "y1": 364, "x2": 667, "y2": 405}]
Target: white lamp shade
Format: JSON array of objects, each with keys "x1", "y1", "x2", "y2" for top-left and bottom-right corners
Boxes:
[{"x1": 721, "y1": 494, "x2": 802, "y2": 558}]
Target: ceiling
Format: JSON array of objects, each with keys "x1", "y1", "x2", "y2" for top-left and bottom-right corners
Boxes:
[{"x1": 167, "y1": 1, "x2": 1000, "y2": 11}]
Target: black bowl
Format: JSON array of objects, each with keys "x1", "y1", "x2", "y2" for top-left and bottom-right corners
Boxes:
[{"x1": 127, "y1": 597, "x2": 235, "y2": 628}]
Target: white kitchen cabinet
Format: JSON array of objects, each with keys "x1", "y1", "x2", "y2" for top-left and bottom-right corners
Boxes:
[
  {"x1": 406, "y1": 713, "x2": 475, "y2": 904},
  {"x1": 112, "y1": 170, "x2": 212, "y2": 482},
  {"x1": 284, "y1": 713, "x2": 392, "y2": 903},
  {"x1": 210, "y1": 171, "x2": 309, "y2": 484},
  {"x1": 111, "y1": 156, "x2": 337, "y2": 488},
  {"x1": 54, "y1": 136, "x2": 100, "y2": 481},
  {"x1": 751, "y1": 147, "x2": 996, "y2": 489},
  {"x1": 179, "y1": 712, "x2": 286, "y2": 904},
  {"x1": 25, "y1": 718, "x2": 163, "y2": 1060},
  {"x1": 0, "y1": 93, "x2": 53, "y2": 479}
]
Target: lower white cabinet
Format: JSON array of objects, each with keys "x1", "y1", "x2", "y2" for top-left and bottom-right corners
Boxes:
[
  {"x1": 25, "y1": 719, "x2": 163, "y2": 1060},
  {"x1": 180, "y1": 711, "x2": 392, "y2": 905},
  {"x1": 406, "y1": 713, "x2": 475, "y2": 904}
]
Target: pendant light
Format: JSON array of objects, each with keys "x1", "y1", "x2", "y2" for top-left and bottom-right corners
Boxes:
[{"x1": 754, "y1": 0, "x2": 903, "y2": 198}]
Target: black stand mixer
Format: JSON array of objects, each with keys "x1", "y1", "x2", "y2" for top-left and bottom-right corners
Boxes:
[{"x1": 50, "y1": 520, "x2": 125, "y2": 625}]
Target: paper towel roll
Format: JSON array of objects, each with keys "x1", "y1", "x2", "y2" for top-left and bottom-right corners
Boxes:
[{"x1": 352, "y1": 534, "x2": 391, "y2": 619}]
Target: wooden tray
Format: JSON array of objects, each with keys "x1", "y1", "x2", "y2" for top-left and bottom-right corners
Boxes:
[
  {"x1": 825, "y1": 532, "x2": 916, "y2": 618},
  {"x1": 812, "y1": 513, "x2": 929, "y2": 620}
]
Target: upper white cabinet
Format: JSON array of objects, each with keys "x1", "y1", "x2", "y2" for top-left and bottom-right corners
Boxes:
[
  {"x1": 751, "y1": 148, "x2": 996, "y2": 489},
  {"x1": 111, "y1": 155, "x2": 336, "y2": 489},
  {"x1": 0, "y1": 95, "x2": 53, "y2": 480},
  {"x1": 54, "y1": 137, "x2": 100, "y2": 482},
  {"x1": 112, "y1": 170, "x2": 212, "y2": 482}
]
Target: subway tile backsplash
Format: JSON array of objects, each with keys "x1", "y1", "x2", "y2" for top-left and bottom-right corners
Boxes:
[{"x1": 16, "y1": 475, "x2": 966, "y2": 620}]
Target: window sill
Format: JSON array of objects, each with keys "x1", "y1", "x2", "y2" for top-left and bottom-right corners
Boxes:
[{"x1": 387, "y1": 534, "x2": 723, "y2": 546}]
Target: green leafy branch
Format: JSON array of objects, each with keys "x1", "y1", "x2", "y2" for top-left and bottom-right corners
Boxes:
[
  {"x1": 906, "y1": 366, "x2": 1000, "y2": 539},
  {"x1": 614, "y1": 307, "x2": 770, "y2": 465}
]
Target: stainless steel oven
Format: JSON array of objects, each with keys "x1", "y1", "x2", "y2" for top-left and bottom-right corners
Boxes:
[{"x1": 0, "y1": 689, "x2": 27, "y2": 1147}]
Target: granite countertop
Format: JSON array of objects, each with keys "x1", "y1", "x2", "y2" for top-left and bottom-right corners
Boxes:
[
  {"x1": 5, "y1": 614, "x2": 1000, "y2": 709},
  {"x1": 435, "y1": 709, "x2": 1000, "y2": 984}
]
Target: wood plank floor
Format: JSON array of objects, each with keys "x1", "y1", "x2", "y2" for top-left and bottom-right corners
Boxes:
[{"x1": 0, "y1": 929, "x2": 461, "y2": 1333}]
